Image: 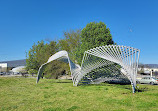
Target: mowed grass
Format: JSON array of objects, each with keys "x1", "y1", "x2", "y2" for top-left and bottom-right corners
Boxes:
[{"x1": 0, "y1": 77, "x2": 158, "y2": 111}]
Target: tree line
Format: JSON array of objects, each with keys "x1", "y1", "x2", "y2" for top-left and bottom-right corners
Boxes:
[{"x1": 26, "y1": 22, "x2": 115, "y2": 79}]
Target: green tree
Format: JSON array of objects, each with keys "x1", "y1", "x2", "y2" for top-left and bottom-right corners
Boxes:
[
  {"x1": 58, "y1": 29, "x2": 81, "y2": 63},
  {"x1": 138, "y1": 63, "x2": 144, "y2": 74},
  {"x1": 26, "y1": 40, "x2": 58, "y2": 74},
  {"x1": 28, "y1": 69, "x2": 37, "y2": 76},
  {"x1": 26, "y1": 40, "x2": 70, "y2": 79},
  {"x1": 76, "y1": 22, "x2": 114, "y2": 65},
  {"x1": 26, "y1": 41, "x2": 43, "y2": 71},
  {"x1": 44, "y1": 60, "x2": 70, "y2": 79}
]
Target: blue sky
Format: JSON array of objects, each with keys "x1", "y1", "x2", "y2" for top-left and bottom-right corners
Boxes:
[{"x1": 0, "y1": 0, "x2": 158, "y2": 64}]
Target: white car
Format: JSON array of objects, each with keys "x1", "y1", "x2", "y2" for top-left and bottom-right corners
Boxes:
[{"x1": 137, "y1": 77, "x2": 158, "y2": 85}]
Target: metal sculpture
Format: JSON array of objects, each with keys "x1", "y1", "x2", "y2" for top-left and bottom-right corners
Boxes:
[{"x1": 37, "y1": 45, "x2": 140, "y2": 93}]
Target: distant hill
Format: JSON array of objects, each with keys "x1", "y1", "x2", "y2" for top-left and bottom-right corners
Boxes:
[
  {"x1": 144, "y1": 64, "x2": 158, "y2": 68},
  {"x1": 0, "y1": 59, "x2": 26, "y2": 67}
]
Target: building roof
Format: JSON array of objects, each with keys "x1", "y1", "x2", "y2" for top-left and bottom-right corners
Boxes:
[{"x1": 0, "y1": 59, "x2": 26, "y2": 67}]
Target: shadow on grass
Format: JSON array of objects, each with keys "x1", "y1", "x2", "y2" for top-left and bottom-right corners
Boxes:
[
  {"x1": 56, "y1": 81, "x2": 72, "y2": 83},
  {"x1": 78, "y1": 82, "x2": 114, "y2": 86},
  {"x1": 79, "y1": 82, "x2": 150, "y2": 93},
  {"x1": 48, "y1": 80, "x2": 72, "y2": 84},
  {"x1": 46, "y1": 79, "x2": 150, "y2": 93},
  {"x1": 135, "y1": 87, "x2": 149, "y2": 92},
  {"x1": 79, "y1": 81, "x2": 130, "y2": 86}
]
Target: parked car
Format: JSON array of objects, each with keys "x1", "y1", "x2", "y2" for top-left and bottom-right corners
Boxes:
[
  {"x1": 0, "y1": 72, "x2": 4, "y2": 75},
  {"x1": 137, "y1": 77, "x2": 158, "y2": 85},
  {"x1": 0, "y1": 72, "x2": 6, "y2": 75}
]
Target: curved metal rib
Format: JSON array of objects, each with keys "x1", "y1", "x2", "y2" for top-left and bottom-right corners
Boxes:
[{"x1": 36, "y1": 50, "x2": 81, "y2": 84}]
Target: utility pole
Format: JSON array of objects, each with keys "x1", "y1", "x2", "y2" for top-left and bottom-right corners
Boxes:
[{"x1": 151, "y1": 69, "x2": 153, "y2": 77}]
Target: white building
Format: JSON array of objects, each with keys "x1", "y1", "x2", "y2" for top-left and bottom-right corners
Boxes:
[
  {"x1": 0, "y1": 59, "x2": 26, "y2": 72},
  {"x1": 0, "y1": 63, "x2": 7, "y2": 72},
  {"x1": 11, "y1": 66, "x2": 26, "y2": 74},
  {"x1": 152, "y1": 68, "x2": 158, "y2": 72}
]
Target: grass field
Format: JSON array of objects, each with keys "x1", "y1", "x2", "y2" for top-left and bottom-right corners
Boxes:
[{"x1": 0, "y1": 77, "x2": 158, "y2": 111}]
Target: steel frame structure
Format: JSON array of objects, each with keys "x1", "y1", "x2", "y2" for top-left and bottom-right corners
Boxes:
[{"x1": 37, "y1": 45, "x2": 140, "y2": 93}]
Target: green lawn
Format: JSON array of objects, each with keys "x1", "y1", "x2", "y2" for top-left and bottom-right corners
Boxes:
[{"x1": 0, "y1": 77, "x2": 158, "y2": 111}]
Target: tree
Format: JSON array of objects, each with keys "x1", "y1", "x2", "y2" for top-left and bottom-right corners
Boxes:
[
  {"x1": 26, "y1": 40, "x2": 58, "y2": 74},
  {"x1": 44, "y1": 60, "x2": 70, "y2": 79},
  {"x1": 26, "y1": 40, "x2": 70, "y2": 79},
  {"x1": 138, "y1": 63, "x2": 144, "y2": 74},
  {"x1": 26, "y1": 41, "x2": 45, "y2": 71},
  {"x1": 26, "y1": 22, "x2": 115, "y2": 79},
  {"x1": 58, "y1": 29, "x2": 81, "y2": 63},
  {"x1": 75, "y1": 22, "x2": 114, "y2": 65},
  {"x1": 28, "y1": 69, "x2": 37, "y2": 76}
]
